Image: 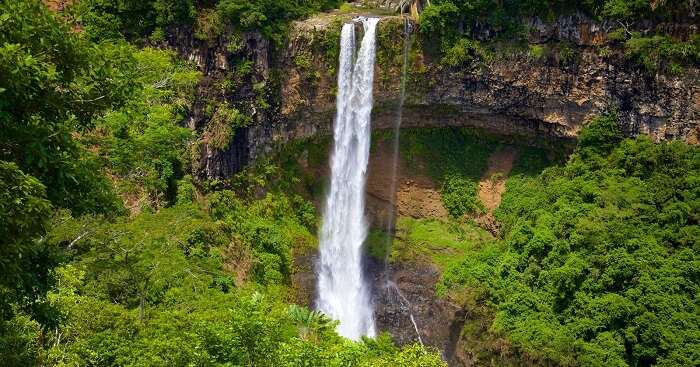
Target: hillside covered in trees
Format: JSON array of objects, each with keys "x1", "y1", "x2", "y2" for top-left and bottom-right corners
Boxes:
[{"x1": 0, "y1": 0, "x2": 698, "y2": 366}]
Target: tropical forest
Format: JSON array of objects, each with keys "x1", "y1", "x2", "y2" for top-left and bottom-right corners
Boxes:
[{"x1": 0, "y1": 0, "x2": 698, "y2": 366}]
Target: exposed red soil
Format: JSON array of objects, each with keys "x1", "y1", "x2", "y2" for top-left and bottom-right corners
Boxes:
[
  {"x1": 474, "y1": 147, "x2": 518, "y2": 233},
  {"x1": 365, "y1": 143, "x2": 448, "y2": 227}
]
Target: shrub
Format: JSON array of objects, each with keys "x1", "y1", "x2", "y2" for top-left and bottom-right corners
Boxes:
[
  {"x1": 205, "y1": 104, "x2": 251, "y2": 151},
  {"x1": 69, "y1": 0, "x2": 195, "y2": 41},
  {"x1": 194, "y1": 8, "x2": 224, "y2": 41},
  {"x1": 95, "y1": 48, "x2": 199, "y2": 208},
  {"x1": 419, "y1": 1, "x2": 460, "y2": 40},
  {"x1": 528, "y1": 44, "x2": 547, "y2": 59},
  {"x1": 577, "y1": 113, "x2": 623, "y2": 155},
  {"x1": 441, "y1": 174, "x2": 483, "y2": 217},
  {"x1": 216, "y1": 0, "x2": 343, "y2": 44},
  {"x1": 441, "y1": 37, "x2": 489, "y2": 67},
  {"x1": 624, "y1": 33, "x2": 700, "y2": 73}
]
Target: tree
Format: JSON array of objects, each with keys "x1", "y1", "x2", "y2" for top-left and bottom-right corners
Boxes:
[
  {"x1": 440, "y1": 114, "x2": 700, "y2": 365},
  {"x1": 0, "y1": 162, "x2": 54, "y2": 366},
  {"x1": 0, "y1": 0, "x2": 129, "y2": 215}
]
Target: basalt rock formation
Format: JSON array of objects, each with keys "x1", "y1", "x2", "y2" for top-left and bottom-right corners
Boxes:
[
  {"x1": 279, "y1": 13, "x2": 698, "y2": 147},
  {"x1": 167, "y1": 11, "x2": 697, "y2": 180}
]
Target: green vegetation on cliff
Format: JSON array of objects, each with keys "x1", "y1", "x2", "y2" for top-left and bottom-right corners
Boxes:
[
  {"x1": 400, "y1": 128, "x2": 496, "y2": 217},
  {"x1": 419, "y1": 0, "x2": 699, "y2": 73},
  {"x1": 439, "y1": 115, "x2": 700, "y2": 366},
  {"x1": 90, "y1": 48, "x2": 200, "y2": 209}
]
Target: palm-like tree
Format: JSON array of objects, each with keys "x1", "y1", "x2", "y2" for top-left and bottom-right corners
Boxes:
[{"x1": 288, "y1": 304, "x2": 336, "y2": 342}]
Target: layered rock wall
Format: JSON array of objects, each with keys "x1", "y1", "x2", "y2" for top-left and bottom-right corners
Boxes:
[
  {"x1": 277, "y1": 14, "x2": 698, "y2": 152},
  {"x1": 168, "y1": 10, "x2": 698, "y2": 179}
]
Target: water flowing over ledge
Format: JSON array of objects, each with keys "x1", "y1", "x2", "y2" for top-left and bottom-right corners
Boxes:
[{"x1": 316, "y1": 17, "x2": 380, "y2": 340}]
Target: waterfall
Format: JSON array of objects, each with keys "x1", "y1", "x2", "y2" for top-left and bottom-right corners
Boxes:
[
  {"x1": 316, "y1": 17, "x2": 380, "y2": 340},
  {"x1": 387, "y1": 280, "x2": 423, "y2": 345}
]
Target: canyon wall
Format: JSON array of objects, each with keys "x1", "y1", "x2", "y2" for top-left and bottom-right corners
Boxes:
[
  {"x1": 166, "y1": 10, "x2": 698, "y2": 179},
  {"x1": 278, "y1": 13, "x2": 698, "y2": 153}
]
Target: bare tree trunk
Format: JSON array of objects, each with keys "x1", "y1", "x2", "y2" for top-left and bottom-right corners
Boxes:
[{"x1": 139, "y1": 290, "x2": 145, "y2": 322}]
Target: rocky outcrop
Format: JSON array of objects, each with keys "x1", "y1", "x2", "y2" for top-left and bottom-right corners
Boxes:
[
  {"x1": 276, "y1": 14, "x2": 698, "y2": 155},
  {"x1": 165, "y1": 9, "x2": 698, "y2": 178},
  {"x1": 370, "y1": 260, "x2": 467, "y2": 365},
  {"x1": 163, "y1": 25, "x2": 278, "y2": 179},
  {"x1": 293, "y1": 246, "x2": 468, "y2": 365}
]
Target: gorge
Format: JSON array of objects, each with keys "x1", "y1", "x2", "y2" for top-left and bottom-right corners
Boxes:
[
  {"x1": 2, "y1": 1, "x2": 699, "y2": 366},
  {"x1": 170, "y1": 10, "x2": 699, "y2": 358}
]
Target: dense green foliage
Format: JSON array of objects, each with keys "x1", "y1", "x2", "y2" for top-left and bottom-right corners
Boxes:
[
  {"x1": 216, "y1": 0, "x2": 344, "y2": 44},
  {"x1": 622, "y1": 33, "x2": 700, "y2": 74},
  {"x1": 420, "y1": 0, "x2": 698, "y2": 39},
  {"x1": 0, "y1": 2, "x2": 446, "y2": 366},
  {"x1": 0, "y1": 4, "x2": 140, "y2": 355},
  {"x1": 0, "y1": 162, "x2": 52, "y2": 296},
  {"x1": 0, "y1": 162, "x2": 56, "y2": 358},
  {"x1": 0, "y1": 0, "x2": 128, "y2": 215},
  {"x1": 30, "y1": 169, "x2": 443, "y2": 366},
  {"x1": 419, "y1": 0, "x2": 699, "y2": 72},
  {"x1": 71, "y1": 0, "x2": 344, "y2": 43},
  {"x1": 439, "y1": 115, "x2": 700, "y2": 366},
  {"x1": 69, "y1": 0, "x2": 196, "y2": 41},
  {"x1": 90, "y1": 48, "x2": 200, "y2": 208}
]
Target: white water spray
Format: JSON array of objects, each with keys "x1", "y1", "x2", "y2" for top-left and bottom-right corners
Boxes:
[
  {"x1": 387, "y1": 281, "x2": 423, "y2": 345},
  {"x1": 316, "y1": 17, "x2": 380, "y2": 340}
]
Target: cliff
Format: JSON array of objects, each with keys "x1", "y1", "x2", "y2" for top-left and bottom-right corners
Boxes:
[
  {"x1": 279, "y1": 12, "x2": 698, "y2": 148},
  {"x1": 165, "y1": 9, "x2": 698, "y2": 179},
  {"x1": 157, "y1": 7, "x2": 699, "y2": 365}
]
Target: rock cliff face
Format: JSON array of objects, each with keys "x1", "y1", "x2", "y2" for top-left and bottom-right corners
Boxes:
[
  {"x1": 369, "y1": 260, "x2": 468, "y2": 366},
  {"x1": 163, "y1": 25, "x2": 277, "y2": 179},
  {"x1": 168, "y1": 11, "x2": 697, "y2": 179},
  {"x1": 277, "y1": 13, "x2": 698, "y2": 152}
]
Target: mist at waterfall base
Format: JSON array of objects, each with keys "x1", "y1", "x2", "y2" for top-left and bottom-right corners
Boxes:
[{"x1": 316, "y1": 18, "x2": 379, "y2": 340}]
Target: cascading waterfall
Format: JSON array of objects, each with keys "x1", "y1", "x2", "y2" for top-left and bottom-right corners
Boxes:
[{"x1": 316, "y1": 17, "x2": 380, "y2": 340}]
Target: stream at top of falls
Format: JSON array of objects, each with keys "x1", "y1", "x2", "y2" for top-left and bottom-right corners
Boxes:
[{"x1": 316, "y1": 17, "x2": 380, "y2": 340}]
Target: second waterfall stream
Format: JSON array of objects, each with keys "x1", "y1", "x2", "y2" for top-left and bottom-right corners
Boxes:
[{"x1": 316, "y1": 17, "x2": 379, "y2": 340}]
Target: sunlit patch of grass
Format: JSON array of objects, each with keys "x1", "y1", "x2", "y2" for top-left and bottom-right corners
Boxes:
[{"x1": 379, "y1": 216, "x2": 494, "y2": 269}]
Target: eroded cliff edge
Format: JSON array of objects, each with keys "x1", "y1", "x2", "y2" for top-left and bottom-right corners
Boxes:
[
  {"x1": 278, "y1": 12, "x2": 698, "y2": 150},
  {"x1": 165, "y1": 9, "x2": 697, "y2": 180},
  {"x1": 167, "y1": 10, "x2": 697, "y2": 179}
]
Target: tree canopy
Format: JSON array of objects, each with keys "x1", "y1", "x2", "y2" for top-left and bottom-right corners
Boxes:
[{"x1": 440, "y1": 115, "x2": 700, "y2": 366}]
